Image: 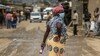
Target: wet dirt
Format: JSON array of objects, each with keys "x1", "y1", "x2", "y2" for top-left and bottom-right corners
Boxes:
[{"x1": 0, "y1": 21, "x2": 100, "y2": 56}]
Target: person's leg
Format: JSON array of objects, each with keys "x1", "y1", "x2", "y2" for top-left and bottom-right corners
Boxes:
[
  {"x1": 26, "y1": 15, "x2": 28, "y2": 21},
  {"x1": 3, "y1": 18, "x2": 6, "y2": 27},
  {"x1": 28, "y1": 15, "x2": 30, "y2": 20},
  {"x1": 7, "y1": 20, "x2": 10, "y2": 29},
  {"x1": 96, "y1": 23, "x2": 100, "y2": 35},
  {"x1": 0, "y1": 23, "x2": 2, "y2": 29},
  {"x1": 98, "y1": 23, "x2": 100, "y2": 31},
  {"x1": 12, "y1": 22, "x2": 14, "y2": 28},
  {"x1": 98, "y1": 23, "x2": 100, "y2": 34},
  {"x1": 85, "y1": 22, "x2": 88, "y2": 35},
  {"x1": 12, "y1": 20, "x2": 16, "y2": 28},
  {"x1": 7, "y1": 20, "x2": 9, "y2": 29},
  {"x1": 14, "y1": 25, "x2": 16, "y2": 28},
  {"x1": 10, "y1": 20, "x2": 12, "y2": 28},
  {"x1": 0, "y1": 21, "x2": 3, "y2": 29},
  {"x1": 97, "y1": 23, "x2": 100, "y2": 31},
  {"x1": 73, "y1": 24, "x2": 76, "y2": 35},
  {"x1": 18, "y1": 16, "x2": 20, "y2": 23},
  {"x1": 10, "y1": 20, "x2": 13, "y2": 29},
  {"x1": 94, "y1": 22, "x2": 98, "y2": 35},
  {"x1": 41, "y1": 15, "x2": 43, "y2": 20},
  {"x1": 74, "y1": 24, "x2": 77, "y2": 35},
  {"x1": 13, "y1": 24, "x2": 16, "y2": 28},
  {"x1": 14, "y1": 20, "x2": 17, "y2": 28},
  {"x1": 20, "y1": 15, "x2": 23, "y2": 21},
  {"x1": 87, "y1": 21, "x2": 90, "y2": 35},
  {"x1": 6, "y1": 20, "x2": 8, "y2": 28}
]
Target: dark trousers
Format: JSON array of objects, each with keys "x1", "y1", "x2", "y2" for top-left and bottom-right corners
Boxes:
[
  {"x1": 25, "y1": 15, "x2": 28, "y2": 20},
  {"x1": 11, "y1": 19, "x2": 17, "y2": 28},
  {"x1": 0, "y1": 20, "x2": 3, "y2": 28},
  {"x1": 7, "y1": 20, "x2": 11, "y2": 29},
  {"x1": 73, "y1": 24, "x2": 77, "y2": 35},
  {"x1": 18, "y1": 16, "x2": 21, "y2": 23},
  {"x1": 25, "y1": 15, "x2": 30, "y2": 21}
]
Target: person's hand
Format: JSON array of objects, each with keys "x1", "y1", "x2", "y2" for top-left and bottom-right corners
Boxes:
[
  {"x1": 40, "y1": 42, "x2": 46, "y2": 54},
  {"x1": 41, "y1": 42, "x2": 46, "y2": 48}
]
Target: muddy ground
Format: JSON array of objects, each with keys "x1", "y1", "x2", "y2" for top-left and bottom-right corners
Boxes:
[{"x1": 0, "y1": 21, "x2": 100, "y2": 56}]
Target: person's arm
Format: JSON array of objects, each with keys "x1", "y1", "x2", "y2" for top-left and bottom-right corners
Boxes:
[
  {"x1": 40, "y1": 25, "x2": 50, "y2": 54},
  {"x1": 41, "y1": 25, "x2": 50, "y2": 45},
  {"x1": 76, "y1": 14, "x2": 79, "y2": 24}
]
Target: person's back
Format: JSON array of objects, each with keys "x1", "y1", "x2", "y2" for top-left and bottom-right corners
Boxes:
[
  {"x1": 73, "y1": 12, "x2": 78, "y2": 24},
  {"x1": 73, "y1": 13, "x2": 78, "y2": 19},
  {"x1": 12, "y1": 12, "x2": 18, "y2": 28},
  {"x1": 12, "y1": 13, "x2": 17, "y2": 20},
  {"x1": 5, "y1": 13, "x2": 12, "y2": 29},
  {"x1": 84, "y1": 12, "x2": 91, "y2": 22},
  {"x1": 62, "y1": 2, "x2": 71, "y2": 26},
  {"x1": 48, "y1": 15, "x2": 66, "y2": 36},
  {"x1": 6, "y1": 13, "x2": 12, "y2": 20}
]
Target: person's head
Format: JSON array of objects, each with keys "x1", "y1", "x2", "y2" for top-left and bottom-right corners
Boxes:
[
  {"x1": 95, "y1": 7, "x2": 99, "y2": 12},
  {"x1": 52, "y1": 6, "x2": 64, "y2": 16},
  {"x1": 62, "y1": 2, "x2": 69, "y2": 9},
  {"x1": 73, "y1": 10, "x2": 77, "y2": 13}
]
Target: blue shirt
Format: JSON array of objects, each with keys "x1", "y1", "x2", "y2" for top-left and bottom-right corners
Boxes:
[{"x1": 47, "y1": 15, "x2": 67, "y2": 37}]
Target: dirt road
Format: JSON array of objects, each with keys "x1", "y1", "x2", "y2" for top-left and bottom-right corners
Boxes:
[{"x1": 0, "y1": 21, "x2": 100, "y2": 56}]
